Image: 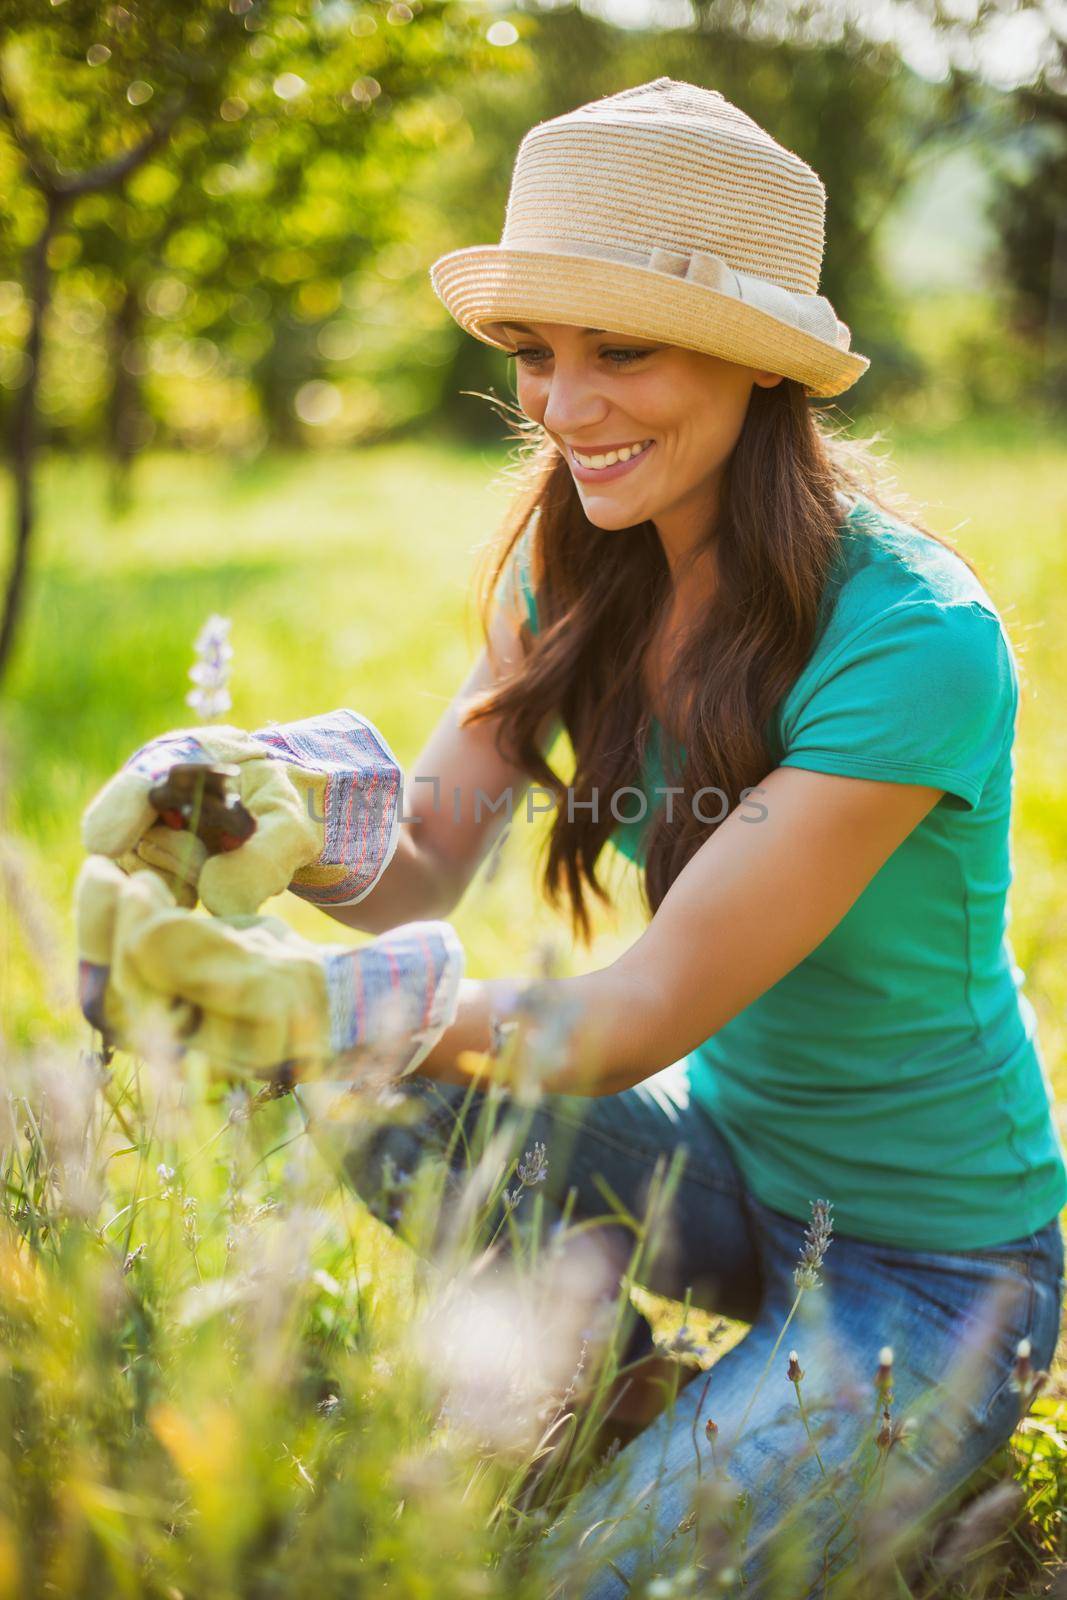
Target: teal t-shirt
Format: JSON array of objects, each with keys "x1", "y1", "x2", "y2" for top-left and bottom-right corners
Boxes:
[{"x1": 507, "y1": 493, "x2": 1067, "y2": 1250}]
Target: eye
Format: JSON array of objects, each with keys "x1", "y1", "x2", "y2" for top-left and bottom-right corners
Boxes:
[{"x1": 503, "y1": 347, "x2": 652, "y2": 369}]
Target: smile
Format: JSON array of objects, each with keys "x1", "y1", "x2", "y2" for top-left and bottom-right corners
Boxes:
[{"x1": 569, "y1": 438, "x2": 655, "y2": 483}]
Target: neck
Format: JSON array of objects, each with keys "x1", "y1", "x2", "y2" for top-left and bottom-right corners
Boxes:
[
  {"x1": 651, "y1": 469, "x2": 723, "y2": 587},
  {"x1": 653, "y1": 516, "x2": 719, "y2": 610}
]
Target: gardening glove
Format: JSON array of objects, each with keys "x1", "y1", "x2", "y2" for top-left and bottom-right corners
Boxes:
[
  {"x1": 75, "y1": 856, "x2": 464, "y2": 1082},
  {"x1": 80, "y1": 709, "x2": 402, "y2": 917},
  {"x1": 75, "y1": 852, "x2": 199, "y2": 1048}
]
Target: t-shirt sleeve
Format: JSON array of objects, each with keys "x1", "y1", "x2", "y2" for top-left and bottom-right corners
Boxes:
[
  {"x1": 493, "y1": 516, "x2": 540, "y2": 636},
  {"x1": 776, "y1": 600, "x2": 1017, "y2": 812}
]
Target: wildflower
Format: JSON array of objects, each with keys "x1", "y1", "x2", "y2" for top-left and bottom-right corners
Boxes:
[
  {"x1": 786, "y1": 1349, "x2": 804, "y2": 1384},
  {"x1": 157, "y1": 1163, "x2": 175, "y2": 1182},
  {"x1": 793, "y1": 1197, "x2": 833, "y2": 1290},
  {"x1": 517, "y1": 1140, "x2": 549, "y2": 1185},
  {"x1": 1009, "y1": 1336, "x2": 1032, "y2": 1392},
  {"x1": 122, "y1": 1243, "x2": 146, "y2": 1275},
  {"x1": 875, "y1": 1345, "x2": 894, "y2": 1400},
  {"x1": 705, "y1": 1417, "x2": 718, "y2": 1442},
  {"x1": 502, "y1": 1187, "x2": 522, "y2": 1213},
  {"x1": 186, "y1": 613, "x2": 233, "y2": 720}
]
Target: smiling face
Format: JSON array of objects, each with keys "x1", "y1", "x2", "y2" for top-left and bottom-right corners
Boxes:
[{"x1": 499, "y1": 319, "x2": 784, "y2": 563}]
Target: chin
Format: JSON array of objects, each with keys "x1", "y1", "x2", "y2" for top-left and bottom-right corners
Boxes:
[{"x1": 581, "y1": 504, "x2": 644, "y2": 531}]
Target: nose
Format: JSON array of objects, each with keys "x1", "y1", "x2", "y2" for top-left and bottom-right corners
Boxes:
[{"x1": 537, "y1": 362, "x2": 611, "y2": 442}]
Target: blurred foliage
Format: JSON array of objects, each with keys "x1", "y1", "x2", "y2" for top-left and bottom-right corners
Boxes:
[
  {"x1": 0, "y1": 0, "x2": 1062, "y2": 463},
  {"x1": 989, "y1": 104, "x2": 1067, "y2": 409},
  {"x1": 0, "y1": 0, "x2": 511, "y2": 459}
]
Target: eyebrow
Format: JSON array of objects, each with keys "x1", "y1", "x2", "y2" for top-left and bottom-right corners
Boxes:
[{"x1": 498, "y1": 322, "x2": 608, "y2": 336}]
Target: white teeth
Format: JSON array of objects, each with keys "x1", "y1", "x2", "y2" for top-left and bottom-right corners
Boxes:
[{"x1": 572, "y1": 439, "x2": 652, "y2": 470}]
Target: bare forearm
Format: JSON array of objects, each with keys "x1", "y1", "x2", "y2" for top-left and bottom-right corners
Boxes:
[
  {"x1": 318, "y1": 827, "x2": 457, "y2": 935},
  {"x1": 418, "y1": 965, "x2": 659, "y2": 1097}
]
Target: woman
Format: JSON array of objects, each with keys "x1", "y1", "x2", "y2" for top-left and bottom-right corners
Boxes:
[
  {"x1": 77, "y1": 78, "x2": 1066, "y2": 1598},
  {"x1": 330, "y1": 77, "x2": 1067, "y2": 1595}
]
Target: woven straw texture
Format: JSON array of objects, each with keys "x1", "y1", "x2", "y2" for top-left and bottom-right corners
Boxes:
[{"x1": 430, "y1": 77, "x2": 869, "y2": 399}]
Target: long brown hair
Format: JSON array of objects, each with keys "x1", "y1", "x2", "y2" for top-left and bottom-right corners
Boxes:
[{"x1": 461, "y1": 379, "x2": 984, "y2": 946}]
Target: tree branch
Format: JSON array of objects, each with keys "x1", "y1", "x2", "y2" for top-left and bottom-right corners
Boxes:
[
  {"x1": 0, "y1": 72, "x2": 186, "y2": 199},
  {"x1": 0, "y1": 75, "x2": 60, "y2": 193},
  {"x1": 59, "y1": 96, "x2": 186, "y2": 198}
]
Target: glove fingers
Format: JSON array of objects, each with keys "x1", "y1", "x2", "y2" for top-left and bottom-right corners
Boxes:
[
  {"x1": 112, "y1": 876, "x2": 330, "y2": 1077},
  {"x1": 73, "y1": 858, "x2": 195, "y2": 1050},
  {"x1": 81, "y1": 726, "x2": 239, "y2": 857},
  {"x1": 74, "y1": 855, "x2": 126, "y2": 1033},
  {"x1": 82, "y1": 771, "x2": 156, "y2": 858},
  {"x1": 111, "y1": 826, "x2": 206, "y2": 910},
  {"x1": 177, "y1": 1007, "x2": 296, "y2": 1082},
  {"x1": 197, "y1": 759, "x2": 319, "y2": 917},
  {"x1": 113, "y1": 876, "x2": 270, "y2": 1016},
  {"x1": 134, "y1": 824, "x2": 208, "y2": 895}
]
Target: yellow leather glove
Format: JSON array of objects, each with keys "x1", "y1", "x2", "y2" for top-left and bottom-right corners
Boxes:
[
  {"x1": 74, "y1": 856, "x2": 464, "y2": 1082},
  {"x1": 75, "y1": 853, "x2": 198, "y2": 1049},
  {"x1": 81, "y1": 710, "x2": 402, "y2": 917}
]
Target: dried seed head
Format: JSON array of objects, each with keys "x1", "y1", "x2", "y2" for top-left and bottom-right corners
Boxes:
[
  {"x1": 793, "y1": 1197, "x2": 833, "y2": 1290},
  {"x1": 122, "y1": 1242, "x2": 146, "y2": 1276},
  {"x1": 933, "y1": 1480, "x2": 1024, "y2": 1577}
]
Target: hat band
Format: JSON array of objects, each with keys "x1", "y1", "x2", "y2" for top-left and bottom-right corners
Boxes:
[{"x1": 500, "y1": 234, "x2": 851, "y2": 352}]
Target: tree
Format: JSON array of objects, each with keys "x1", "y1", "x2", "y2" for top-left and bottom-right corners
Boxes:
[{"x1": 0, "y1": 0, "x2": 495, "y2": 687}]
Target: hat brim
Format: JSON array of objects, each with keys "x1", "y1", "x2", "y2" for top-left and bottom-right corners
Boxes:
[{"x1": 430, "y1": 245, "x2": 868, "y2": 400}]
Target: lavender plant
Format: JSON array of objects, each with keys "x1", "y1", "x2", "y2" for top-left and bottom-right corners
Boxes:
[{"x1": 186, "y1": 612, "x2": 233, "y2": 721}]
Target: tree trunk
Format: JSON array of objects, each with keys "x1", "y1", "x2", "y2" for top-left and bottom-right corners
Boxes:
[
  {"x1": 107, "y1": 279, "x2": 144, "y2": 515},
  {"x1": 0, "y1": 194, "x2": 61, "y2": 689}
]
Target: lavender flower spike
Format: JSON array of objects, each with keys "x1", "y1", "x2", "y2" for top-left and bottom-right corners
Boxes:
[
  {"x1": 793, "y1": 1197, "x2": 834, "y2": 1291},
  {"x1": 186, "y1": 613, "x2": 233, "y2": 720},
  {"x1": 518, "y1": 1141, "x2": 549, "y2": 1186}
]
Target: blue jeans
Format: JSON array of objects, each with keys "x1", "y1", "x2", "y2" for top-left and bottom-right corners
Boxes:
[{"x1": 326, "y1": 1058, "x2": 1065, "y2": 1599}]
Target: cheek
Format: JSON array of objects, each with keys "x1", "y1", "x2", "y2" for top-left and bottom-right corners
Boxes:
[{"x1": 515, "y1": 372, "x2": 546, "y2": 419}]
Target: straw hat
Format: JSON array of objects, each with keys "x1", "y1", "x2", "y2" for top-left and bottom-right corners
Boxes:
[{"x1": 429, "y1": 77, "x2": 869, "y2": 399}]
